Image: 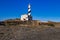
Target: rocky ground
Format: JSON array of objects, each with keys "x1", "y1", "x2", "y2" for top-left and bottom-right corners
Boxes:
[{"x1": 0, "y1": 25, "x2": 60, "y2": 40}]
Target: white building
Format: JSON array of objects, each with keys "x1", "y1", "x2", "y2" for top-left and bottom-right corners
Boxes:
[
  {"x1": 21, "y1": 14, "x2": 28, "y2": 21},
  {"x1": 21, "y1": 4, "x2": 32, "y2": 21}
]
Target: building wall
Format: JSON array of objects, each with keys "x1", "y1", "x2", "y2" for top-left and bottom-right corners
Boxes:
[
  {"x1": 21, "y1": 14, "x2": 32, "y2": 21},
  {"x1": 21, "y1": 14, "x2": 28, "y2": 21}
]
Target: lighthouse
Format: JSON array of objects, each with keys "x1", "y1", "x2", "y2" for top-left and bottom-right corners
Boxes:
[
  {"x1": 28, "y1": 4, "x2": 32, "y2": 20},
  {"x1": 21, "y1": 4, "x2": 32, "y2": 21},
  {"x1": 28, "y1": 4, "x2": 31, "y2": 15}
]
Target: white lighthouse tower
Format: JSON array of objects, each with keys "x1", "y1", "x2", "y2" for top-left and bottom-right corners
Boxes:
[
  {"x1": 28, "y1": 4, "x2": 31, "y2": 15},
  {"x1": 21, "y1": 4, "x2": 32, "y2": 21},
  {"x1": 28, "y1": 4, "x2": 32, "y2": 20}
]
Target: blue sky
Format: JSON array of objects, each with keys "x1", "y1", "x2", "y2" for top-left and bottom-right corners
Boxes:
[{"x1": 0, "y1": 0, "x2": 60, "y2": 22}]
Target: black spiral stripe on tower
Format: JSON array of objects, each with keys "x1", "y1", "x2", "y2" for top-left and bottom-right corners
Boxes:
[
  {"x1": 28, "y1": 8, "x2": 30, "y2": 9},
  {"x1": 28, "y1": 11, "x2": 31, "y2": 13}
]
